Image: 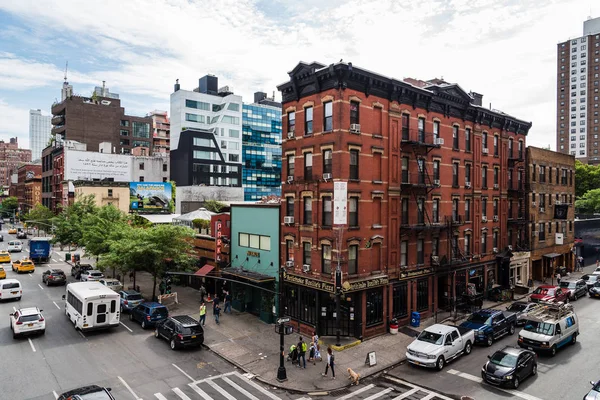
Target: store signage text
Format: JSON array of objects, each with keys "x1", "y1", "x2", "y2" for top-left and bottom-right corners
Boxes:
[{"x1": 400, "y1": 268, "x2": 432, "y2": 280}]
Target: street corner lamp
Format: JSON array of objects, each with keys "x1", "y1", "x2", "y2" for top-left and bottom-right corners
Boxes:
[
  {"x1": 277, "y1": 262, "x2": 288, "y2": 382},
  {"x1": 335, "y1": 264, "x2": 342, "y2": 347}
]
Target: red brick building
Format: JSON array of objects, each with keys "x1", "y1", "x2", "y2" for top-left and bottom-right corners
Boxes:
[
  {"x1": 16, "y1": 164, "x2": 42, "y2": 214},
  {"x1": 277, "y1": 62, "x2": 531, "y2": 339},
  {"x1": 0, "y1": 138, "x2": 32, "y2": 188}
]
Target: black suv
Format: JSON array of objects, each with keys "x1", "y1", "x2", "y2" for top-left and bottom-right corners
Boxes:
[
  {"x1": 154, "y1": 315, "x2": 204, "y2": 350},
  {"x1": 71, "y1": 263, "x2": 93, "y2": 280},
  {"x1": 58, "y1": 385, "x2": 115, "y2": 400},
  {"x1": 42, "y1": 269, "x2": 67, "y2": 286}
]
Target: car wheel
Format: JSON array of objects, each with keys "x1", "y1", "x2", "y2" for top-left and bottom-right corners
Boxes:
[
  {"x1": 129, "y1": 313, "x2": 133, "y2": 321},
  {"x1": 509, "y1": 324, "x2": 515, "y2": 335},
  {"x1": 154, "y1": 329, "x2": 160, "y2": 338},
  {"x1": 571, "y1": 333, "x2": 577, "y2": 345},
  {"x1": 41, "y1": 329, "x2": 45, "y2": 335},
  {"x1": 13, "y1": 332, "x2": 18, "y2": 339},
  {"x1": 170, "y1": 338, "x2": 177, "y2": 350},
  {"x1": 45, "y1": 279, "x2": 49, "y2": 286},
  {"x1": 550, "y1": 345, "x2": 557, "y2": 357},
  {"x1": 436, "y1": 356, "x2": 445, "y2": 371},
  {"x1": 565, "y1": 297, "x2": 569, "y2": 304},
  {"x1": 512, "y1": 376, "x2": 520, "y2": 389},
  {"x1": 141, "y1": 320, "x2": 147, "y2": 329},
  {"x1": 16, "y1": 297, "x2": 20, "y2": 301},
  {"x1": 572, "y1": 293, "x2": 577, "y2": 301},
  {"x1": 532, "y1": 363, "x2": 537, "y2": 376},
  {"x1": 464, "y1": 341, "x2": 472, "y2": 355},
  {"x1": 487, "y1": 335, "x2": 494, "y2": 347}
]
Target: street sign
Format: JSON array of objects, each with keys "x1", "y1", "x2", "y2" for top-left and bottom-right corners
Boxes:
[{"x1": 277, "y1": 317, "x2": 290, "y2": 324}]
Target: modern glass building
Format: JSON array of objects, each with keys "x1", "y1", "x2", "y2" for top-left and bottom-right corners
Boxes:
[{"x1": 241, "y1": 93, "x2": 282, "y2": 201}]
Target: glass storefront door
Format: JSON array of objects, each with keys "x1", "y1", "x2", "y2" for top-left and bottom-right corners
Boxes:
[{"x1": 318, "y1": 292, "x2": 358, "y2": 337}]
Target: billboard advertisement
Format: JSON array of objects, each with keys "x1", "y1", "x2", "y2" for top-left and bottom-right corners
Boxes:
[
  {"x1": 130, "y1": 182, "x2": 172, "y2": 213},
  {"x1": 64, "y1": 149, "x2": 132, "y2": 182}
]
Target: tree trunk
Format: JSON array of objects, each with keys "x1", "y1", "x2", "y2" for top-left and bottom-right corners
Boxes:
[
  {"x1": 152, "y1": 273, "x2": 157, "y2": 301},
  {"x1": 133, "y1": 270, "x2": 136, "y2": 290}
]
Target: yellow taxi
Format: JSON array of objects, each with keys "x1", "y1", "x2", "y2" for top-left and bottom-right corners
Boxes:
[
  {"x1": 0, "y1": 267, "x2": 5, "y2": 279},
  {"x1": 8, "y1": 228, "x2": 17, "y2": 234},
  {"x1": 12, "y1": 259, "x2": 35, "y2": 273},
  {"x1": 0, "y1": 251, "x2": 10, "y2": 263}
]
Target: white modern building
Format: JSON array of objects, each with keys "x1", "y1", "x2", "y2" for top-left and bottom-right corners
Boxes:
[
  {"x1": 556, "y1": 16, "x2": 600, "y2": 163},
  {"x1": 29, "y1": 109, "x2": 51, "y2": 161}
]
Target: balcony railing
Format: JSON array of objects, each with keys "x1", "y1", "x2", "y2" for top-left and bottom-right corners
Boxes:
[
  {"x1": 401, "y1": 129, "x2": 443, "y2": 148},
  {"x1": 401, "y1": 171, "x2": 438, "y2": 188}
]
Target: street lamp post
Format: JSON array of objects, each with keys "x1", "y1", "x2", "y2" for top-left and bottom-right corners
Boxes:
[
  {"x1": 276, "y1": 264, "x2": 287, "y2": 382},
  {"x1": 335, "y1": 263, "x2": 342, "y2": 347}
]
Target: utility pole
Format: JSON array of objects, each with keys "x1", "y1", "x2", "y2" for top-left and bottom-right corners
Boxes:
[{"x1": 276, "y1": 264, "x2": 287, "y2": 382}]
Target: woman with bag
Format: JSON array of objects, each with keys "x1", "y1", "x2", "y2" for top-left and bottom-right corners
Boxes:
[{"x1": 322, "y1": 347, "x2": 335, "y2": 379}]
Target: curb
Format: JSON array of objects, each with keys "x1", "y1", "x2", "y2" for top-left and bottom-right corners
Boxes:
[{"x1": 331, "y1": 339, "x2": 362, "y2": 352}]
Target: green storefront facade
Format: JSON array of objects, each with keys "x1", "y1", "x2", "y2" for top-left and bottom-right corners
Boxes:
[{"x1": 227, "y1": 203, "x2": 280, "y2": 323}]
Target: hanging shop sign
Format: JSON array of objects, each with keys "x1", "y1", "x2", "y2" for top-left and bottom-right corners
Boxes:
[
  {"x1": 215, "y1": 221, "x2": 223, "y2": 262},
  {"x1": 247, "y1": 251, "x2": 260, "y2": 258},
  {"x1": 342, "y1": 276, "x2": 389, "y2": 293},
  {"x1": 284, "y1": 272, "x2": 389, "y2": 294}
]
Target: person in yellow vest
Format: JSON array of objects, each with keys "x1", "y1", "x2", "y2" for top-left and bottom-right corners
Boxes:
[{"x1": 199, "y1": 302, "x2": 206, "y2": 326}]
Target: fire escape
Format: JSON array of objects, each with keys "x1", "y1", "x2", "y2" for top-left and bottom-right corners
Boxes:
[{"x1": 507, "y1": 148, "x2": 528, "y2": 251}]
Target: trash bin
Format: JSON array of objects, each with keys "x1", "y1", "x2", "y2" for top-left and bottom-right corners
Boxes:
[
  {"x1": 410, "y1": 311, "x2": 421, "y2": 328},
  {"x1": 389, "y1": 318, "x2": 399, "y2": 335},
  {"x1": 65, "y1": 253, "x2": 71, "y2": 262}
]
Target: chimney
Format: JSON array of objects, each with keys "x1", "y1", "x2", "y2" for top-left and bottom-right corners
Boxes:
[
  {"x1": 102, "y1": 80, "x2": 106, "y2": 96},
  {"x1": 469, "y1": 91, "x2": 483, "y2": 107},
  {"x1": 174, "y1": 79, "x2": 180, "y2": 92}
]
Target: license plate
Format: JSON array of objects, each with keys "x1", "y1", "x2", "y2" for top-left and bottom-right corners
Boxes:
[
  {"x1": 28, "y1": 324, "x2": 33, "y2": 327},
  {"x1": 414, "y1": 361, "x2": 420, "y2": 365},
  {"x1": 11, "y1": 291, "x2": 17, "y2": 294},
  {"x1": 191, "y1": 335, "x2": 196, "y2": 339}
]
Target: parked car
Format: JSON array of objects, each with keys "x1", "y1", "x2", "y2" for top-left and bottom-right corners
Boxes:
[
  {"x1": 154, "y1": 315, "x2": 204, "y2": 350},
  {"x1": 80, "y1": 270, "x2": 104, "y2": 281},
  {"x1": 41, "y1": 269, "x2": 67, "y2": 286},
  {"x1": 460, "y1": 309, "x2": 517, "y2": 346},
  {"x1": 0, "y1": 250, "x2": 10, "y2": 263},
  {"x1": 57, "y1": 386, "x2": 115, "y2": 400},
  {"x1": 592, "y1": 267, "x2": 600, "y2": 275},
  {"x1": 0, "y1": 266, "x2": 5, "y2": 279},
  {"x1": 129, "y1": 302, "x2": 169, "y2": 329},
  {"x1": 585, "y1": 380, "x2": 600, "y2": 400},
  {"x1": 98, "y1": 278, "x2": 123, "y2": 292},
  {"x1": 7, "y1": 240, "x2": 23, "y2": 252},
  {"x1": 530, "y1": 285, "x2": 570, "y2": 304},
  {"x1": 406, "y1": 324, "x2": 474, "y2": 370},
  {"x1": 582, "y1": 274, "x2": 600, "y2": 290},
  {"x1": 120, "y1": 290, "x2": 144, "y2": 312},
  {"x1": 10, "y1": 307, "x2": 45, "y2": 338},
  {"x1": 71, "y1": 263, "x2": 93, "y2": 280},
  {"x1": 589, "y1": 281, "x2": 600, "y2": 298},
  {"x1": 506, "y1": 302, "x2": 538, "y2": 326},
  {"x1": 12, "y1": 259, "x2": 35, "y2": 273},
  {"x1": 16, "y1": 230, "x2": 26, "y2": 239},
  {"x1": 518, "y1": 302, "x2": 578, "y2": 356},
  {"x1": 560, "y1": 279, "x2": 587, "y2": 300},
  {"x1": 0, "y1": 233, "x2": 3, "y2": 241},
  {"x1": 481, "y1": 346, "x2": 537, "y2": 389}
]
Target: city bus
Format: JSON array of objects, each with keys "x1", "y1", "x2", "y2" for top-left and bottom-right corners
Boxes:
[{"x1": 63, "y1": 281, "x2": 120, "y2": 331}]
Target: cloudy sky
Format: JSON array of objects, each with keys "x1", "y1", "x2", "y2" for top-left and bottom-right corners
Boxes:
[{"x1": 0, "y1": 0, "x2": 596, "y2": 149}]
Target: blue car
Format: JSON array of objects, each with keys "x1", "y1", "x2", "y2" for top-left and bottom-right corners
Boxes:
[
  {"x1": 460, "y1": 309, "x2": 517, "y2": 346},
  {"x1": 129, "y1": 302, "x2": 169, "y2": 329},
  {"x1": 119, "y1": 290, "x2": 143, "y2": 313}
]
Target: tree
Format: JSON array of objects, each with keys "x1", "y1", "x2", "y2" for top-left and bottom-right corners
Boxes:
[
  {"x1": 192, "y1": 218, "x2": 210, "y2": 233},
  {"x1": 22, "y1": 204, "x2": 54, "y2": 231},
  {"x1": 575, "y1": 188, "x2": 600, "y2": 214},
  {"x1": 51, "y1": 195, "x2": 98, "y2": 248},
  {"x1": 82, "y1": 204, "x2": 128, "y2": 267},
  {"x1": 169, "y1": 180, "x2": 177, "y2": 213},
  {"x1": 575, "y1": 160, "x2": 600, "y2": 198},
  {"x1": 1, "y1": 197, "x2": 18, "y2": 213},
  {"x1": 203, "y1": 200, "x2": 226, "y2": 213}
]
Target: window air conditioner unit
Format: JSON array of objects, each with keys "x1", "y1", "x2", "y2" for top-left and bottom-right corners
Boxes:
[
  {"x1": 287, "y1": 176, "x2": 294, "y2": 183},
  {"x1": 465, "y1": 182, "x2": 471, "y2": 188},
  {"x1": 349, "y1": 124, "x2": 361, "y2": 134},
  {"x1": 322, "y1": 173, "x2": 332, "y2": 181},
  {"x1": 493, "y1": 247, "x2": 498, "y2": 253},
  {"x1": 302, "y1": 264, "x2": 311, "y2": 273},
  {"x1": 284, "y1": 216, "x2": 294, "y2": 224},
  {"x1": 531, "y1": 202, "x2": 536, "y2": 207},
  {"x1": 532, "y1": 231, "x2": 538, "y2": 236},
  {"x1": 287, "y1": 131, "x2": 294, "y2": 139},
  {"x1": 493, "y1": 184, "x2": 499, "y2": 189},
  {"x1": 493, "y1": 216, "x2": 498, "y2": 222},
  {"x1": 285, "y1": 261, "x2": 294, "y2": 268},
  {"x1": 540, "y1": 207, "x2": 545, "y2": 213},
  {"x1": 508, "y1": 245, "x2": 513, "y2": 251},
  {"x1": 431, "y1": 256, "x2": 439, "y2": 263},
  {"x1": 555, "y1": 200, "x2": 562, "y2": 205},
  {"x1": 482, "y1": 217, "x2": 488, "y2": 222},
  {"x1": 434, "y1": 138, "x2": 444, "y2": 145},
  {"x1": 434, "y1": 179, "x2": 440, "y2": 186},
  {"x1": 482, "y1": 148, "x2": 489, "y2": 154}
]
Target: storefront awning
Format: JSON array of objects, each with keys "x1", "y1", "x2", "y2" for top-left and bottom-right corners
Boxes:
[
  {"x1": 543, "y1": 253, "x2": 562, "y2": 258},
  {"x1": 222, "y1": 268, "x2": 275, "y2": 283},
  {"x1": 194, "y1": 264, "x2": 215, "y2": 277}
]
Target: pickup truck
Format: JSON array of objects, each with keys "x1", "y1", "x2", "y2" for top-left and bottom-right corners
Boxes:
[
  {"x1": 460, "y1": 309, "x2": 517, "y2": 346},
  {"x1": 406, "y1": 324, "x2": 474, "y2": 371}
]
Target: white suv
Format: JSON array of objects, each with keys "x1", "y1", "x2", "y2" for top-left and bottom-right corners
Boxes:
[
  {"x1": 81, "y1": 270, "x2": 104, "y2": 281},
  {"x1": 10, "y1": 307, "x2": 45, "y2": 338},
  {"x1": 7, "y1": 240, "x2": 23, "y2": 252}
]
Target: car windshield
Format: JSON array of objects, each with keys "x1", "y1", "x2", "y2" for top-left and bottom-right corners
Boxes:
[
  {"x1": 20, "y1": 315, "x2": 41, "y2": 323},
  {"x1": 559, "y1": 282, "x2": 575, "y2": 289},
  {"x1": 582, "y1": 275, "x2": 590, "y2": 281},
  {"x1": 524, "y1": 321, "x2": 555, "y2": 335},
  {"x1": 77, "y1": 390, "x2": 113, "y2": 400},
  {"x1": 467, "y1": 314, "x2": 491, "y2": 325},
  {"x1": 52, "y1": 272, "x2": 64, "y2": 276},
  {"x1": 152, "y1": 308, "x2": 168, "y2": 317},
  {"x1": 181, "y1": 325, "x2": 202, "y2": 335},
  {"x1": 489, "y1": 351, "x2": 518, "y2": 368},
  {"x1": 417, "y1": 331, "x2": 444, "y2": 345},
  {"x1": 127, "y1": 294, "x2": 143, "y2": 301},
  {"x1": 22, "y1": 262, "x2": 33, "y2": 266},
  {"x1": 533, "y1": 288, "x2": 555, "y2": 296},
  {"x1": 107, "y1": 281, "x2": 118, "y2": 286},
  {"x1": 594, "y1": 282, "x2": 600, "y2": 288},
  {"x1": 507, "y1": 303, "x2": 527, "y2": 312}
]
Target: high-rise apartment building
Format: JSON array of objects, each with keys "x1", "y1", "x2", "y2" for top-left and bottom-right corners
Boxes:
[
  {"x1": 0, "y1": 138, "x2": 32, "y2": 188},
  {"x1": 148, "y1": 110, "x2": 170, "y2": 156},
  {"x1": 556, "y1": 17, "x2": 600, "y2": 163},
  {"x1": 241, "y1": 92, "x2": 282, "y2": 201},
  {"x1": 29, "y1": 109, "x2": 52, "y2": 162}
]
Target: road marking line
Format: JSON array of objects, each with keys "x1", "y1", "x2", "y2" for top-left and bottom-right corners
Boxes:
[
  {"x1": 206, "y1": 378, "x2": 236, "y2": 400},
  {"x1": 386, "y1": 376, "x2": 453, "y2": 400},
  {"x1": 234, "y1": 372, "x2": 281, "y2": 400},
  {"x1": 173, "y1": 387, "x2": 192, "y2": 400},
  {"x1": 197, "y1": 371, "x2": 236, "y2": 383},
  {"x1": 117, "y1": 376, "x2": 142, "y2": 400},
  {"x1": 447, "y1": 370, "x2": 545, "y2": 400},
  {"x1": 28, "y1": 338, "x2": 36, "y2": 352},
  {"x1": 222, "y1": 376, "x2": 260, "y2": 400},
  {"x1": 337, "y1": 384, "x2": 375, "y2": 400},
  {"x1": 421, "y1": 395, "x2": 436, "y2": 400},
  {"x1": 52, "y1": 390, "x2": 58, "y2": 399},
  {"x1": 392, "y1": 388, "x2": 419, "y2": 399},
  {"x1": 13, "y1": 306, "x2": 17, "y2": 312},
  {"x1": 364, "y1": 387, "x2": 394, "y2": 400},
  {"x1": 38, "y1": 284, "x2": 44, "y2": 290},
  {"x1": 154, "y1": 394, "x2": 168, "y2": 400},
  {"x1": 188, "y1": 383, "x2": 212, "y2": 400},
  {"x1": 120, "y1": 322, "x2": 133, "y2": 333},
  {"x1": 52, "y1": 258, "x2": 58, "y2": 262},
  {"x1": 172, "y1": 363, "x2": 194, "y2": 381},
  {"x1": 78, "y1": 330, "x2": 87, "y2": 340},
  {"x1": 53, "y1": 301, "x2": 61, "y2": 309}
]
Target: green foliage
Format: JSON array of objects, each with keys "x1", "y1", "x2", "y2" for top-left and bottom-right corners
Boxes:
[
  {"x1": 169, "y1": 180, "x2": 176, "y2": 213},
  {"x1": 575, "y1": 160, "x2": 600, "y2": 198},
  {"x1": 203, "y1": 200, "x2": 226, "y2": 213},
  {"x1": 130, "y1": 213, "x2": 153, "y2": 228},
  {"x1": 192, "y1": 218, "x2": 210, "y2": 232},
  {"x1": 51, "y1": 195, "x2": 98, "y2": 247},
  {"x1": 1, "y1": 196, "x2": 18, "y2": 212},
  {"x1": 575, "y1": 188, "x2": 600, "y2": 214},
  {"x1": 82, "y1": 204, "x2": 128, "y2": 260},
  {"x1": 22, "y1": 204, "x2": 54, "y2": 230}
]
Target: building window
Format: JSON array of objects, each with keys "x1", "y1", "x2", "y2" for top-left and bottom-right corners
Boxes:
[
  {"x1": 139, "y1": 176, "x2": 144, "y2": 182},
  {"x1": 417, "y1": 198, "x2": 425, "y2": 224},
  {"x1": 418, "y1": 118, "x2": 425, "y2": 141},
  {"x1": 350, "y1": 101, "x2": 360, "y2": 125},
  {"x1": 139, "y1": 162, "x2": 144, "y2": 170},
  {"x1": 482, "y1": 166, "x2": 488, "y2": 188},
  {"x1": 305, "y1": 107, "x2": 313, "y2": 135},
  {"x1": 493, "y1": 167, "x2": 499, "y2": 186},
  {"x1": 322, "y1": 196, "x2": 332, "y2": 226},
  {"x1": 401, "y1": 198, "x2": 409, "y2": 225},
  {"x1": 482, "y1": 197, "x2": 488, "y2": 218},
  {"x1": 400, "y1": 240, "x2": 408, "y2": 267},
  {"x1": 401, "y1": 114, "x2": 409, "y2": 140},
  {"x1": 416, "y1": 239, "x2": 424, "y2": 265},
  {"x1": 120, "y1": 129, "x2": 129, "y2": 136},
  {"x1": 493, "y1": 135, "x2": 499, "y2": 156},
  {"x1": 452, "y1": 198, "x2": 459, "y2": 221},
  {"x1": 323, "y1": 101, "x2": 333, "y2": 132},
  {"x1": 120, "y1": 120, "x2": 130, "y2": 127},
  {"x1": 540, "y1": 166, "x2": 546, "y2": 182},
  {"x1": 107, "y1": 189, "x2": 113, "y2": 198},
  {"x1": 163, "y1": 164, "x2": 168, "y2": 172},
  {"x1": 482, "y1": 132, "x2": 489, "y2": 152},
  {"x1": 349, "y1": 197, "x2": 358, "y2": 227},
  {"x1": 481, "y1": 231, "x2": 487, "y2": 254},
  {"x1": 286, "y1": 197, "x2": 294, "y2": 217},
  {"x1": 366, "y1": 288, "x2": 383, "y2": 326},
  {"x1": 392, "y1": 283, "x2": 408, "y2": 319},
  {"x1": 538, "y1": 223, "x2": 546, "y2": 241},
  {"x1": 433, "y1": 160, "x2": 440, "y2": 181},
  {"x1": 303, "y1": 242, "x2": 312, "y2": 266},
  {"x1": 465, "y1": 128, "x2": 471, "y2": 152},
  {"x1": 433, "y1": 198, "x2": 440, "y2": 223},
  {"x1": 323, "y1": 149, "x2": 332, "y2": 174},
  {"x1": 287, "y1": 155, "x2": 295, "y2": 178},
  {"x1": 303, "y1": 196, "x2": 312, "y2": 225},
  {"x1": 132, "y1": 122, "x2": 150, "y2": 138},
  {"x1": 304, "y1": 153, "x2": 313, "y2": 180},
  {"x1": 433, "y1": 121, "x2": 440, "y2": 140},
  {"x1": 286, "y1": 239, "x2": 294, "y2": 261},
  {"x1": 287, "y1": 111, "x2": 295, "y2": 134},
  {"x1": 464, "y1": 234, "x2": 471, "y2": 255},
  {"x1": 348, "y1": 245, "x2": 358, "y2": 275},
  {"x1": 465, "y1": 163, "x2": 471, "y2": 185},
  {"x1": 465, "y1": 199, "x2": 471, "y2": 221},
  {"x1": 416, "y1": 279, "x2": 429, "y2": 312},
  {"x1": 349, "y1": 150, "x2": 359, "y2": 180},
  {"x1": 453, "y1": 162, "x2": 459, "y2": 186},
  {"x1": 432, "y1": 237, "x2": 439, "y2": 257},
  {"x1": 185, "y1": 113, "x2": 205, "y2": 123},
  {"x1": 322, "y1": 244, "x2": 332, "y2": 274},
  {"x1": 453, "y1": 126, "x2": 459, "y2": 149}
]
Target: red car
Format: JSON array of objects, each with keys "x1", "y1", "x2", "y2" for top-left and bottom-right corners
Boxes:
[{"x1": 529, "y1": 285, "x2": 571, "y2": 303}]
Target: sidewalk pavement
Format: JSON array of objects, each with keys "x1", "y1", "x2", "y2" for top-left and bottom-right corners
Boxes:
[{"x1": 62, "y1": 253, "x2": 599, "y2": 394}]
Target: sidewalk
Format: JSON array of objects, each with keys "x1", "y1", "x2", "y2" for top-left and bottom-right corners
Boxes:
[{"x1": 62, "y1": 254, "x2": 599, "y2": 394}]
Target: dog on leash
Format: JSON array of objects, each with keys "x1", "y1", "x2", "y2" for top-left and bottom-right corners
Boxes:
[{"x1": 347, "y1": 367, "x2": 360, "y2": 385}]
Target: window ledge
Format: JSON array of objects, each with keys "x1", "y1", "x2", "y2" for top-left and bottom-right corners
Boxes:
[
  {"x1": 373, "y1": 134, "x2": 383, "y2": 139},
  {"x1": 372, "y1": 180, "x2": 383, "y2": 184},
  {"x1": 304, "y1": 133, "x2": 313, "y2": 137},
  {"x1": 349, "y1": 179, "x2": 360, "y2": 183},
  {"x1": 453, "y1": 148, "x2": 460, "y2": 152},
  {"x1": 322, "y1": 130, "x2": 332, "y2": 135},
  {"x1": 452, "y1": 184, "x2": 460, "y2": 189},
  {"x1": 320, "y1": 225, "x2": 332, "y2": 230},
  {"x1": 348, "y1": 226, "x2": 360, "y2": 231},
  {"x1": 372, "y1": 224, "x2": 383, "y2": 229}
]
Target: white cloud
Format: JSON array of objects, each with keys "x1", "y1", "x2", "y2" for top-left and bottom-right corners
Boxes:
[
  {"x1": 0, "y1": 100, "x2": 30, "y2": 148},
  {"x1": 0, "y1": 0, "x2": 596, "y2": 150}
]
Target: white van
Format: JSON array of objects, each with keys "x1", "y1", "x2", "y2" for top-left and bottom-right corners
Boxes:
[
  {"x1": 7, "y1": 240, "x2": 23, "y2": 253},
  {"x1": 517, "y1": 302, "x2": 579, "y2": 356},
  {"x1": 0, "y1": 279, "x2": 22, "y2": 301},
  {"x1": 63, "y1": 281, "x2": 120, "y2": 331}
]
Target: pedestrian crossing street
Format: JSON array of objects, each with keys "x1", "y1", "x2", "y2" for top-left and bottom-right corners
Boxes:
[{"x1": 152, "y1": 372, "x2": 453, "y2": 400}]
